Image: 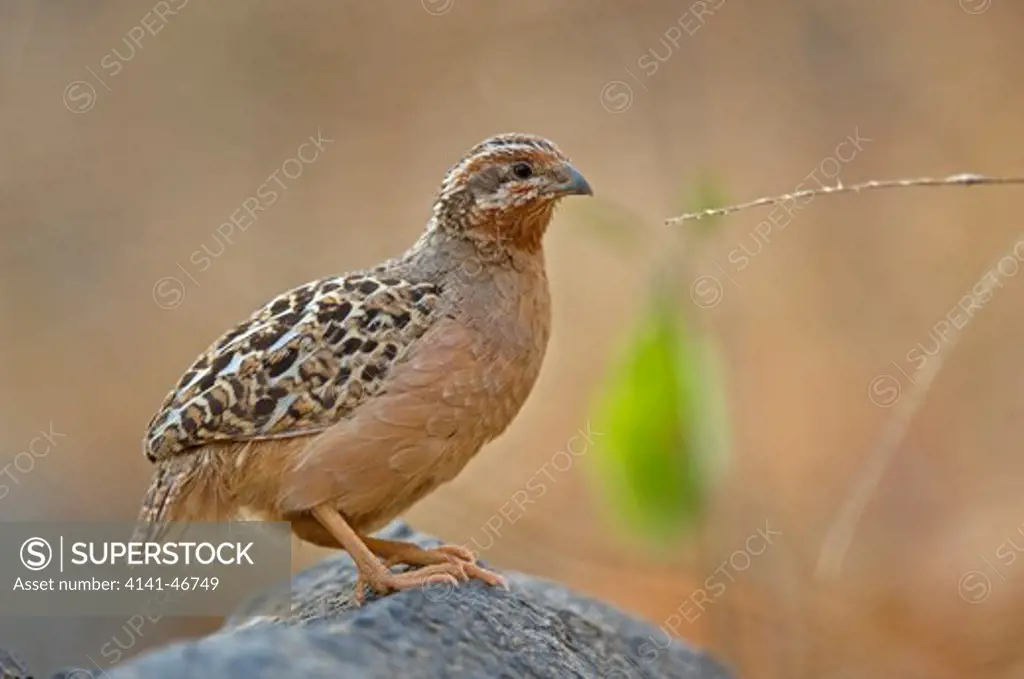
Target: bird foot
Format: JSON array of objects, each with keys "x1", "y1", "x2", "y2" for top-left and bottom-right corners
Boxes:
[
  {"x1": 384, "y1": 543, "x2": 508, "y2": 590},
  {"x1": 353, "y1": 562, "x2": 464, "y2": 605},
  {"x1": 353, "y1": 543, "x2": 507, "y2": 604}
]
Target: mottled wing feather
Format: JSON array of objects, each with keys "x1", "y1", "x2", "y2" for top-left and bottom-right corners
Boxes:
[{"x1": 144, "y1": 274, "x2": 442, "y2": 462}]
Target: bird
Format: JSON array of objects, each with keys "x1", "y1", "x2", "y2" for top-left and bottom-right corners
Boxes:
[{"x1": 133, "y1": 133, "x2": 593, "y2": 601}]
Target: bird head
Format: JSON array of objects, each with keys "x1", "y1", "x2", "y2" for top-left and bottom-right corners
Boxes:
[{"x1": 431, "y1": 133, "x2": 592, "y2": 253}]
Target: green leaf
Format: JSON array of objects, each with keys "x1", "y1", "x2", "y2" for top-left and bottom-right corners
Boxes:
[{"x1": 589, "y1": 292, "x2": 729, "y2": 541}]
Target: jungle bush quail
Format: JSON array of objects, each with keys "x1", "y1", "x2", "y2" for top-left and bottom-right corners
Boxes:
[{"x1": 134, "y1": 133, "x2": 593, "y2": 600}]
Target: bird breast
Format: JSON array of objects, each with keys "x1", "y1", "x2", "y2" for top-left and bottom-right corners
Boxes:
[
  {"x1": 454, "y1": 261, "x2": 552, "y2": 438},
  {"x1": 277, "y1": 258, "x2": 552, "y2": 531}
]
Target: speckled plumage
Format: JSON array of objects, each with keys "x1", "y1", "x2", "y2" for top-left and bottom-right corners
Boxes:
[
  {"x1": 144, "y1": 275, "x2": 441, "y2": 461},
  {"x1": 134, "y1": 133, "x2": 592, "y2": 600}
]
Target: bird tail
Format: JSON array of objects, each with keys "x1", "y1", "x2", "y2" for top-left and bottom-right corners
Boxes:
[{"x1": 131, "y1": 454, "x2": 220, "y2": 544}]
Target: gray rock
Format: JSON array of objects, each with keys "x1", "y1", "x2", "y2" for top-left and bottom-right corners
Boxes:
[
  {"x1": 0, "y1": 649, "x2": 30, "y2": 679},
  {"x1": 85, "y1": 523, "x2": 732, "y2": 678}
]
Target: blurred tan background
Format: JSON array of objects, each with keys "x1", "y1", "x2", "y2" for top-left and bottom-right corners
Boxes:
[{"x1": 3, "y1": 1, "x2": 1024, "y2": 676}]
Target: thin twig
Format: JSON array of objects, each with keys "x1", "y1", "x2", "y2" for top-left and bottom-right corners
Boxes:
[{"x1": 665, "y1": 174, "x2": 1024, "y2": 225}]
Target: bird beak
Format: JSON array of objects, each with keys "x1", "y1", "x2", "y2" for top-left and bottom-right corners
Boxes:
[{"x1": 552, "y1": 164, "x2": 593, "y2": 197}]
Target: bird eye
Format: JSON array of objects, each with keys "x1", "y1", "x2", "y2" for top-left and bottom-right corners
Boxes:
[{"x1": 511, "y1": 162, "x2": 533, "y2": 179}]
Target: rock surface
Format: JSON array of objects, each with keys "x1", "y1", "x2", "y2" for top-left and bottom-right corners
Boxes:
[
  {"x1": 5, "y1": 523, "x2": 733, "y2": 679},
  {"x1": 0, "y1": 649, "x2": 30, "y2": 679}
]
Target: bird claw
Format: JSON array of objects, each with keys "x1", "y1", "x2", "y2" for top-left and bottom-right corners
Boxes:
[
  {"x1": 353, "y1": 544, "x2": 506, "y2": 604},
  {"x1": 392, "y1": 544, "x2": 507, "y2": 589},
  {"x1": 460, "y1": 561, "x2": 508, "y2": 590},
  {"x1": 382, "y1": 543, "x2": 475, "y2": 568},
  {"x1": 433, "y1": 544, "x2": 478, "y2": 563},
  {"x1": 353, "y1": 562, "x2": 464, "y2": 605}
]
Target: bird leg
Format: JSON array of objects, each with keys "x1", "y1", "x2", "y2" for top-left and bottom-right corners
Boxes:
[
  {"x1": 363, "y1": 537, "x2": 508, "y2": 590},
  {"x1": 309, "y1": 505, "x2": 466, "y2": 604}
]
